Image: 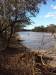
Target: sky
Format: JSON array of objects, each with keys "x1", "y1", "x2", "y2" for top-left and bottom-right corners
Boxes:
[{"x1": 25, "y1": 0, "x2": 56, "y2": 29}]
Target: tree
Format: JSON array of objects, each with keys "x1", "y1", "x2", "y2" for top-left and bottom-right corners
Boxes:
[
  {"x1": 32, "y1": 24, "x2": 56, "y2": 32},
  {"x1": 32, "y1": 26, "x2": 46, "y2": 32},
  {"x1": 47, "y1": 24, "x2": 56, "y2": 33},
  {"x1": 0, "y1": 0, "x2": 53, "y2": 50}
]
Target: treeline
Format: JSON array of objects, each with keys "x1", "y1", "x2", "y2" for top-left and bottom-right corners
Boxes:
[{"x1": 32, "y1": 24, "x2": 56, "y2": 33}]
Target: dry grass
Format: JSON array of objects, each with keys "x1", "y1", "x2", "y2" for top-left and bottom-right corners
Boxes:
[
  {"x1": 0, "y1": 36, "x2": 56, "y2": 75},
  {"x1": 0, "y1": 46, "x2": 56, "y2": 75}
]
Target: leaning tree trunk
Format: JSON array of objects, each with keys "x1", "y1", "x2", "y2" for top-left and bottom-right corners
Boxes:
[
  {"x1": 0, "y1": 19, "x2": 14, "y2": 50},
  {"x1": 7, "y1": 23, "x2": 14, "y2": 47},
  {"x1": 0, "y1": 32, "x2": 8, "y2": 51},
  {"x1": 0, "y1": 17, "x2": 28, "y2": 50}
]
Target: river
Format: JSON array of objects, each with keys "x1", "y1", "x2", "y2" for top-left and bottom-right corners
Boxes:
[{"x1": 16, "y1": 32, "x2": 56, "y2": 50}]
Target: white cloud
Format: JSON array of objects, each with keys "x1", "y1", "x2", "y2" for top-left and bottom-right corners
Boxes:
[
  {"x1": 51, "y1": 5, "x2": 56, "y2": 10},
  {"x1": 45, "y1": 13, "x2": 56, "y2": 18},
  {"x1": 44, "y1": 5, "x2": 56, "y2": 18}
]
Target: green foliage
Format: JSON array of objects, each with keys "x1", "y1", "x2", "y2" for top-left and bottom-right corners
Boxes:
[{"x1": 32, "y1": 24, "x2": 56, "y2": 33}]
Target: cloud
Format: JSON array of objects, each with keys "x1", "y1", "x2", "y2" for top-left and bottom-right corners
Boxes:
[
  {"x1": 45, "y1": 13, "x2": 56, "y2": 18},
  {"x1": 51, "y1": 5, "x2": 56, "y2": 10},
  {"x1": 44, "y1": 5, "x2": 56, "y2": 18}
]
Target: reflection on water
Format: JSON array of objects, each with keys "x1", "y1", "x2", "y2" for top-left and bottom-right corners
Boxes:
[{"x1": 17, "y1": 32, "x2": 56, "y2": 50}]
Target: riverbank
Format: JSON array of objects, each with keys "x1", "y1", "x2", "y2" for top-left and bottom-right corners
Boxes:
[
  {"x1": 0, "y1": 37, "x2": 56, "y2": 75},
  {"x1": 0, "y1": 47, "x2": 56, "y2": 75}
]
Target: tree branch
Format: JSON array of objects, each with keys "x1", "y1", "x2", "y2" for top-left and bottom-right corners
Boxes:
[{"x1": 0, "y1": 19, "x2": 29, "y2": 35}]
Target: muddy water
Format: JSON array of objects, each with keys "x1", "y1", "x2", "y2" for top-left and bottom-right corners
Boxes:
[{"x1": 17, "y1": 32, "x2": 56, "y2": 50}]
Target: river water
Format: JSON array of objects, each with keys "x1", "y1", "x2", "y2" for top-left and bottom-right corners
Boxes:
[{"x1": 17, "y1": 32, "x2": 56, "y2": 50}]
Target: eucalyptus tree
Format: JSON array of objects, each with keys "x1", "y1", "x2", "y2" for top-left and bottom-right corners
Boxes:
[{"x1": 0, "y1": 0, "x2": 52, "y2": 49}]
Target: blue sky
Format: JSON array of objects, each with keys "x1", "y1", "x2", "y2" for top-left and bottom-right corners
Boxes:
[{"x1": 25, "y1": 0, "x2": 56, "y2": 29}]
